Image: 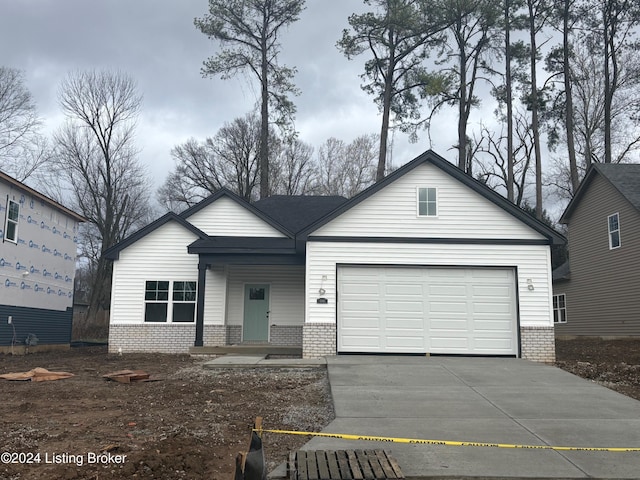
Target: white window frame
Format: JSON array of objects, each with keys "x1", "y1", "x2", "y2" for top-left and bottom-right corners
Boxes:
[
  {"x1": 608, "y1": 213, "x2": 621, "y2": 250},
  {"x1": 144, "y1": 280, "x2": 197, "y2": 323},
  {"x1": 4, "y1": 198, "x2": 19, "y2": 243},
  {"x1": 417, "y1": 187, "x2": 438, "y2": 217},
  {"x1": 553, "y1": 293, "x2": 567, "y2": 324}
]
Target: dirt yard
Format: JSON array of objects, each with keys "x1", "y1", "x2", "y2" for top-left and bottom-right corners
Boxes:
[
  {"x1": 1, "y1": 339, "x2": 639, "y2": 480},
  {"x1": 0, "y1": 347, "x2": 334, "y2": 480},
  {"x1": 555, "y1": 337, "x2": 640, "y2": 401}
]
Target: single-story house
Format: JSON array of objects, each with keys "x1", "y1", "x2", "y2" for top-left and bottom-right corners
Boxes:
[
  {"x1": 0, "y1": 171, "x2": 85, "y2": 353},
  {"x1": 554, "y1": 163, "x2": 640, "y2": 337},
  {"x1": 105, "y1": 150, "x2": 564, "y2": 362}
]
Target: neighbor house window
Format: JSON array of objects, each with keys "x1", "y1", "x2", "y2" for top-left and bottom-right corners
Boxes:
[
  {"x1": 608, "y1": 213, "x2": 621, "y2": 249},
  {"x1": 4, "y1": 199, "x2": 19, "y2": 243},
  {"x1": 553, "y1": 294, "x2": 567, "y2": 323},
  {"x1": 418, "y1": 187, "x2": 437, "y2": 216},
  {"x1": 172, "y1": 281, "x2": 197, "y2": 322},
  {"x1": 144, "y1": 280, "x2": 197, "y2": 322}
]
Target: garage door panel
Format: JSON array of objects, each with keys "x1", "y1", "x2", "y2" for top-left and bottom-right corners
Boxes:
[
  {"x1": 338, "y1": 266, "x2": 517, "y2": 355},
  {"x1": 385, "y1": 284, "x2": 423, "y2": 295},
  {"x1": 385, "y1": 336, "x2": 425, "y2": 348},
  {"x1": 342, "y1": 300, "x2": 380, "y2": 312},
  {"x1": 386, "y1": 301, "x2": 424, "y2": 312}
]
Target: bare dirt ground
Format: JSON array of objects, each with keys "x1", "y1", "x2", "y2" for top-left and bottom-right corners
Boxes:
[
  {"x1": 1, "y1": 339, "x2": 639, "y2": 480},
  {"x1": 555, "y1": 337, "x2": 640, "y2": 401},
  {"x1": 0, "y1": 347, "x2": 334, "y2": 480}
]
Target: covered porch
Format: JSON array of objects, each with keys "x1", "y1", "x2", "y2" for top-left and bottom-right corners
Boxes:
[{"x1": 188, "y1": 237, "x2": 306, "y2": 349}]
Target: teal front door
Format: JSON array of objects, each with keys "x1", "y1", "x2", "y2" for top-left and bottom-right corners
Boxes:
[{"x1": 243, "y1": 284, "x2": 270, "y2": 341}]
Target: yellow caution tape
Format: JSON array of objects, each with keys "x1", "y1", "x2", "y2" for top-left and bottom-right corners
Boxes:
[{"x1": 254, "y1": 428, "x2": 640, "y2": 452}]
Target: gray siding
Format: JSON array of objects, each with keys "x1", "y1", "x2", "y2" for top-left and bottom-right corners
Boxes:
[
  {"x1": 0, "y1": 305, "x2": 72, "y2": 346},
  {"x1": 555, "y1": 174, "x2": 640, "y2": 336}
]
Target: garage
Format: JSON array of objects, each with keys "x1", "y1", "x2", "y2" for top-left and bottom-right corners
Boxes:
[{"x1": 337, "y1": 266, "x2": 518, "y2": 355}]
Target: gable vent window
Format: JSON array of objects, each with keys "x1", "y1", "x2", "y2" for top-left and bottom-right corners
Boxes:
[
  {"x1": 417, "y1": 187, "x2": 437, "y2": 216},
  {"x1": 608, "y1": 213, "x2": 621, "y2": 249},
  {"x1": 4, "y1": 198, "x2": 19, "y2": 243}
]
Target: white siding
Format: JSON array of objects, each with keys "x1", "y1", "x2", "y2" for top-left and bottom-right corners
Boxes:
[
  {"x1": 110, "y1": 221, "x2": 200, "y2": 324},
  {"x1": 305, "y1": 241, "x2": 553, "y2": 328},
  {"x1": 312, "y1": 163, "x2": 545, "y2": 240},
  {"x1": 226, "y1": 265, "x2": 304, "y2": 328},
  {"x1": 187, "y1": 197, "x2": 286, "y2": 237},
  {"x1": 203, "y1": 265, "x2": 227, "y2": 325}
]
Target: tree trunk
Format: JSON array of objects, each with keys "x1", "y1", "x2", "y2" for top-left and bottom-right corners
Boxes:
[
  {"x1": 602, "y1": 2, "x2": 612, "y2": 164},
  {"x1": 377, "y1": 27, "x2": 396, "y2": 182},
  {"x1": 528, "y1": 1, "x2": 543, "y2": 219},
  {"x1": 563, "y1": 0, "x2": 579, "y2": 191},
  {"x1": 458, "y1": 27, "x2": 468, "y2": 172},
  {"x1": 259, "y1": 37, "x2": 270, "y2": 198},
  {"x1": 505, "y1": 0, "x2": 514, "y2": 202}
]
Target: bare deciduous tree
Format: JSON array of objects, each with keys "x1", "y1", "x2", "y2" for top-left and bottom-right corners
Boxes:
[
  {"x1": 314, "y1": 134, "x2": 378, "y2": 197},
  {"x1": 0, "y1": 66, "x2": 50, "y2": 182},
  {"x1": 270, "y1": 138, "x2": 316, "y2": 195},
  {"x1": 53, "y1": 70, "x2": 151, "y2": 316}
]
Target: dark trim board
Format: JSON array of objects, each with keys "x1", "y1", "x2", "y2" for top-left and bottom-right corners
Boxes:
[
  {"x1": 0, "y1": 305, "x2": 73, "y2": 346},
  {"x1": 198, "y1": 253, "x2": 305, "y2": 266},
  {"x1": 309, "y1": 236, "x2": 552, "y2": 246}
]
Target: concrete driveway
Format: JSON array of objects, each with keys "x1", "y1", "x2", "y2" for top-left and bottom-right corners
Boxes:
[{"x1": 299, "y1": 356, "x2": 640, "y2": 479}]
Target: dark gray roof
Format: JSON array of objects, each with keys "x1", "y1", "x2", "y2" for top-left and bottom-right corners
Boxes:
[
  {"x1": 254, "y1": 195, "x2": 348, "y2": 234},
  {"x1": 552, "y1": 260, "x2": 571, "y2": 282},
  {"x1": 595, "y1": 163, "x2": 640, "y2": 210},
  {"x1": 188, "y1": 236, "x2": 296, "y2": 254},
  {"x1": 561, "y1": 163, "x2": 640, "y2": 223}
]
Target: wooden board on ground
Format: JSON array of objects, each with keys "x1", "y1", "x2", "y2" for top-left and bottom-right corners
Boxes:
[
  {"x1": 102, "y1": 370, "x2": 160, "y2": 383},
  {"x1": 289, "y1": 449, "x2": 403, "y2": 480}
]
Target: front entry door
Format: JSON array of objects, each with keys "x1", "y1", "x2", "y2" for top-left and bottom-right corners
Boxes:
[{"x1": 243, "y1": 284, "x2": 270, "y2": 341}]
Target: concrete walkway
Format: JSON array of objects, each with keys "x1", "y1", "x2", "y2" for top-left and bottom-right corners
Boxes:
[
  {"x1": 202, "y1": 354, "x2": 326, "y2": 369},
  {"x1": 294, "y1": 356, "x2": 640, "y2": 479}
]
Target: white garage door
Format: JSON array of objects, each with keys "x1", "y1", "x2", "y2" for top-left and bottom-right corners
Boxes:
[{"x1": 338, "y1": 266, "x2": 518, "y2": 355}]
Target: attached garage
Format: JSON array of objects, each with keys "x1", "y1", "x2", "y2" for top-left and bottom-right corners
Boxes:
[{"x1": 337, "y1": 266, "x2": 518, "y2": 355}]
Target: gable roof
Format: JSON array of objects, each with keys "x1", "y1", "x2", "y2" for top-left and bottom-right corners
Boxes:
[
  {"x1": 253, "y1": 195, "x2": 348, "y2": 233},
  {"x1": 103, "y1": 212, "x2": 207, "y2": 260},
  {"x1": 179, "y1": 187, "x2": 294, "y2": 237},
  {"x1": 0, "y1": 170, "x2": 85, "y2": 222},
  {"x1": 561, "y1": 163, "x2": 640, "y2": 223},
  {"x1": 300, "y1": 150, "x2": 566, "y2": 245}
]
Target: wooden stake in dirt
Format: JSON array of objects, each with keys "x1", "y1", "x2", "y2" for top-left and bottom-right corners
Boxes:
[{"x1": 233, "y1": 417, "x2": 267, "y2": 480}]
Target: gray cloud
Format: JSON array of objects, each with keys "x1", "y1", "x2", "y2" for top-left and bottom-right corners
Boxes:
[{"x1": 1, "y1": 0, "x2": 452, "y2": 190}]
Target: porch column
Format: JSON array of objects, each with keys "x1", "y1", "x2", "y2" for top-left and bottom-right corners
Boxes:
[{"x1": 194, "y1": 262, "x2": 207, "y2": 347}]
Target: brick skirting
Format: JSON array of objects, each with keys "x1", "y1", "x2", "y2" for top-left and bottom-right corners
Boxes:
[
  {"x1": 109, "y1": 323, "x2": 304, "y2": 353},
  {"x1": 303, "y1": 323, "x2": 336, "y2": 358},
  {"x1": 108, "y1": 324, "x2": 196, "y2": 354},
  {"x1": 520, "y1": 326, "x2": 556, "y2": 363}
]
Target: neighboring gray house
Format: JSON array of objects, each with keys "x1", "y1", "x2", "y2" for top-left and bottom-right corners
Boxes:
[
  {"x1": 0, "y1": 171, "x2": 85, "y2": 352},
  {"x1": 554, "y1": 163, "x2": 640, "y2": 338},
  {"x1": 105, "y1": 150, "x2": 564, "y2": 362}
]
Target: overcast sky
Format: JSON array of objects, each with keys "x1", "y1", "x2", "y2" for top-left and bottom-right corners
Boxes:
[{"x1": 0, "y1": 0, "x2": 463, "y2": 195}]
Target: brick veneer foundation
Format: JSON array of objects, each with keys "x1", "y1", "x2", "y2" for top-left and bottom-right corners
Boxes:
[
  {"x1": 520, "y1": 326, "x2": 556, "y2": 363},
  {"x1": 302, "y1": 323, "x2": 336, "y2": 358}
]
